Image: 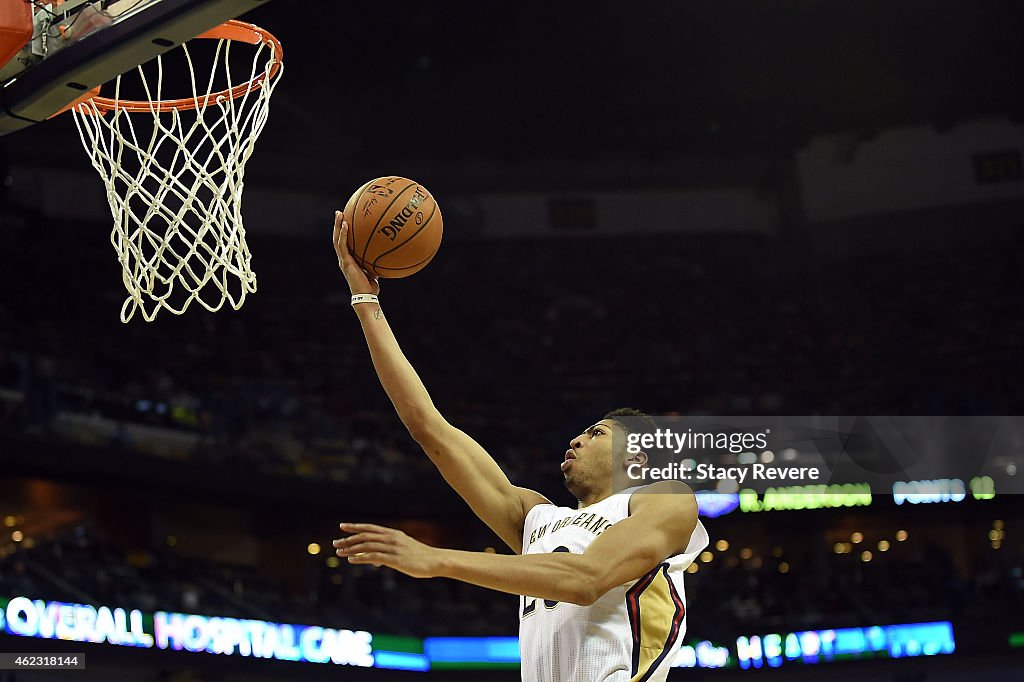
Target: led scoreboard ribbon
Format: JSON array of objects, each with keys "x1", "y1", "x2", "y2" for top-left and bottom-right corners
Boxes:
[
  {"x1": 0, "y1": 596, "x2": 385, "y2": 669},
  {"x1": 2, "y1": 595, "x2": 957, "y2": 671}
]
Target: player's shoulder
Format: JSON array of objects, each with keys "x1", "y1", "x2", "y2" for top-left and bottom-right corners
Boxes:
[
  {"x1": 627, "y1": 480, "x2": 697, "y2": 515},
  {"x1": 517, "y1": 486, "x2": 553, "y2": 510},
  {"x1": 518, "y1": 487, "x2": 556, "y2": 523}
]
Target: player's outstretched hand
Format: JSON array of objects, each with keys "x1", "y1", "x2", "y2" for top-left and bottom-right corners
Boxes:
[
  {"x1": 334, "y1": 522, "x2": 440, "y2": 579},
  {"x1": 333, "y1": 211, "x2": 380, "y2": 296}
]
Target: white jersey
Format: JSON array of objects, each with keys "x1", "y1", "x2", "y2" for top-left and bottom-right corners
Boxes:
[{"x1": 518, "y1": 488, "x2": 709, "y2": 682}]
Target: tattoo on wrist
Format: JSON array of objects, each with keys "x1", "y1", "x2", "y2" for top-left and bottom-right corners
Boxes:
[{"x1": 373, "y1": 309, "x2": 383, "y2": 320}]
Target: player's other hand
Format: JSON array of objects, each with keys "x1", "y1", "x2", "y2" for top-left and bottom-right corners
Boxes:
[
  {"x1": 333, "y1": 211, "x2": 380, "y2": 296},
  {"x1": 333, "y1": 522, "x2": 440, "y2": 579}
]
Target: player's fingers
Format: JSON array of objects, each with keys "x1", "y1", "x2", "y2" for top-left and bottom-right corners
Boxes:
[
  {"x1": 347, "y1": 550, "x2": 391, "y2": 566},
  {"x1": 336, "y1": 225, "x2": 348, "y2": 259},
  {"x1": 332, "y1": 533, "x2": 387, "y2": 549},
  {"x1": 336, "y1": 541, "x2": 389, "y2": 556},
  {"x1": 340, "y1": 522, "x2": 390, "y2": 533},
  {"x1": 333, "y1": 530, "x2": 388, "y2": 545},
  {"x1": 335, "y1": 215, "x2": 348, "y2": 256}
]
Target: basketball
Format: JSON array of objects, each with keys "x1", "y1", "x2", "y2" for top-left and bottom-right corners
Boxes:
[{"x1": 342, "y1": 176, "x2": 443, "y2": 278}]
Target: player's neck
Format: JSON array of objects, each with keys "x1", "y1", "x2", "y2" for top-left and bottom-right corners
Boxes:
[{"x1": 577, "y1": 487, "x2": 614, "y2": 508}]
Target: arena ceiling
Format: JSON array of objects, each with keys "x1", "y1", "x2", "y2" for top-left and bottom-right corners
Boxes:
[{"x1": 1, "y1": 0, "x2": 1020, "y2": 192}]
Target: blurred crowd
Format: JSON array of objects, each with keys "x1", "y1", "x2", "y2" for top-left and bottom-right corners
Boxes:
[
  {"x1": 2, "y1": 211, "x2": 1023, "y2": 491},
  {"x1": 2, "y1": 521, "x2": 1021, "y2": 641},
  {"x1": 688, "y1": 534, "x2": 1024, "y2": 642},
  {"x1": 0, "y1": 524, "x2": 514, "y2": 637}
]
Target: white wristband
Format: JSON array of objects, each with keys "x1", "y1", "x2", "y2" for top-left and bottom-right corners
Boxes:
[{"x1": 351, "y1": 294, "x2": 379, "y2": 306}]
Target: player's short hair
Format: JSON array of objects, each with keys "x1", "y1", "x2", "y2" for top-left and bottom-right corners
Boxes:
[
  {"x1": 603, "y1": 407, "x2": 668, "y2": 468},
  {"x1": 603, "y1": 407, "x2": 657, "y2": 435}
]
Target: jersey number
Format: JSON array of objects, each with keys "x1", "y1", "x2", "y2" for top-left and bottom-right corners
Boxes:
[{"x1": 521, "y1": 545, "x2": 570, "y2": 617}]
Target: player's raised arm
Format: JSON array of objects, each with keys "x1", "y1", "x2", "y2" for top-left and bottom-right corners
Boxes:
[{"x1": 332, "y1": 212, "x2": 549, "y2": 553}]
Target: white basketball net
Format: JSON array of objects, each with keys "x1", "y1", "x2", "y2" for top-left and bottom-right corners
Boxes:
[{"x1": 71, "y1": 33, "x2": 282, "y2": 322}]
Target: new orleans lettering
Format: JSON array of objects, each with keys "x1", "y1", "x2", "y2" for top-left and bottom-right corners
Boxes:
[
  {"x1": 528, "y1": 513, "x2": 613, "y2": 546},
  {"x1": 380, "y1": 187, "x2": 428, "y2": 241}
]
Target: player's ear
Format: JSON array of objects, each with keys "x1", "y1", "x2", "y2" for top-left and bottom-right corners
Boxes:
[{"x1": 624, "y1": 450, "x2": 648, "y2": 467}]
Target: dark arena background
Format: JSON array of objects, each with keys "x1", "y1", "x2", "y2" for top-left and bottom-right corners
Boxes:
[{"x1": 2, "y1": 0, "x2": 1024, "y2": 680}]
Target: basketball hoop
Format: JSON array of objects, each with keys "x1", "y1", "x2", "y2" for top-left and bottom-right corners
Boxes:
[{"x1": 69, "y1": 20, "x2": 283, "y2": 322}]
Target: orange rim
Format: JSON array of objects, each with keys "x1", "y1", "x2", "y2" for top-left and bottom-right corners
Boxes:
[{"x1": 82, "y1": 20, "x2": 282, "y2": 113}]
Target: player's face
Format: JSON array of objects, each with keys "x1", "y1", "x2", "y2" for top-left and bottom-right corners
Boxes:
[{"x1": 562, "y1": 419, "x2": 619, "y2": 499}]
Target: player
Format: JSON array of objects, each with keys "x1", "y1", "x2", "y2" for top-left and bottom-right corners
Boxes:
[{"x1": 330, "y1": 213, "x2": 709, "y2": 681}]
